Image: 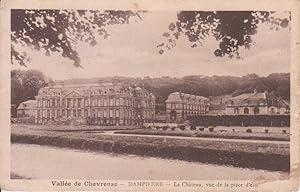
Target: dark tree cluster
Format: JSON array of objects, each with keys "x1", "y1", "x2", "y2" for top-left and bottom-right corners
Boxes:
[
  {"x1": 11, "y1": 9, "x2": 143, "y2": 66},
  {"x1": 11, "y1": 69, "x2": 50, "y2": 106}
]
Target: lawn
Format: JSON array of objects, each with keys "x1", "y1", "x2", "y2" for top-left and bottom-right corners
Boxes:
[
  {"x1": 115, "y1": 128, "x2": 290, "y2": 141},
  {"x1": 11, "y1": 124, "x2": 289, "y2": 155}
]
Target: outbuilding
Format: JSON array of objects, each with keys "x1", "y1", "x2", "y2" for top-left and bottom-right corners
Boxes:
[{"x1": 17, "y1": 100, "x2": 37, "y2": 117}]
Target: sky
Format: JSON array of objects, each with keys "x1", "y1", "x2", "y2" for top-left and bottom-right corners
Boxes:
[{"x1": 12, "y1": 11, "x2": 291, "y2": 80}]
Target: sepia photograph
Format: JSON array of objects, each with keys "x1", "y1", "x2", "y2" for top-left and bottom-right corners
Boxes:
[{"x1": 1, "y1": 1, "x2": 299, "y2": 191}]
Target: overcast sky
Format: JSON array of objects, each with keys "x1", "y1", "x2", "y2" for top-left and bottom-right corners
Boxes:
[{"x1": 13, "y1": 11, "x2": 290, "y2": 80}]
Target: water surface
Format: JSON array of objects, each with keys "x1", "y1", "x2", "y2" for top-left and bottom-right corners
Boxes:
[{"x1": 11, "y1": 143, "x2": 289, "y2": 180}]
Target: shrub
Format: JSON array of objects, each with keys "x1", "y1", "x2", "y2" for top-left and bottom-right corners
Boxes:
[
  {"x1": 179, "y1": 125, "x2": 185, "y2": 131},
  {"x1": 156, "y1": 126, "x2": 160, "y2": 130},
  {"x1": 162, "y1": 126, "x2": 168, "y2": 130},
  {"x1": 199, "y1": 127, "x2": 204, "y2": 131},
  {"x1": 171, "y1": 127, "x2": 176, "y2": 131},
  {"x1": 265, "y1": 129, "x2": 269, "y2": 134},
  {"x1": 208, "y1": 127, "x2": 214, "y2": 132},
  {"x1": 142, "y1": 125, "x2": 146, "y2": 129},
  {"x1": 190, "y1": 125, "x2": 196, "y2": 130},
  {"x1": 246, "y1": 129, "x2": 252, "y2": 133},
  {"x1": 282, "y1": 130, "x2": 287, "y2": 134},
  {"x1": 232, "y1": 129, "x2": 235, "y2": 132},
  {"x1": 147, "y1": 126, "x2": 152, "y2": 129}
]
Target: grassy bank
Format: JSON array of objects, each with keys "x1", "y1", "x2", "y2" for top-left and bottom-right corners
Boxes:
[
  {"x1": 115, "y1": 129, "x2": 290, "y2": 141},
  {"x1": 11, "y1": 124, "x2": 290, "y2": 172}
]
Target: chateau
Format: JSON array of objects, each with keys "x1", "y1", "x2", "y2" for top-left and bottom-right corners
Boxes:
[
  {"x1": 166, "y1": 92, "x2": 210, "y2": 122},
  {"x1": 225, "y1": 90, "x2": 290, "y2": 115},
  {"x1": 16, "y1": 82, "x2": 290, "y2": 126},
  {"x1": 34, "y1": 82, "x2": 156, "y2": 125}
]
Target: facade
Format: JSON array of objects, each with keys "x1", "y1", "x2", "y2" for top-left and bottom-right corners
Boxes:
[
  {"x1": 166, "y1": 92, "x2": 210, "y2": 122},
  {"x1": 17, "y1": 100, "x2": 37, "y2": 117},
  {"x1": 35, "y1": 82, "x2": 156, "y2": 125},
  {"x1": 225, "y1": 91, "x2": 290, "y2": 115}
]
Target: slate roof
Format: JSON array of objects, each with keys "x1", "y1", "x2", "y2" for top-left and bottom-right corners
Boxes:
[
  {"x1": 17, "y1": 100, "x2": 37, "y2": 110},
  {"x1": 166, "y1": 92, "x2": 209, "y2": 103},
  {"x1": 226, "y1": 92, "x2": 289, "y2": 107}
]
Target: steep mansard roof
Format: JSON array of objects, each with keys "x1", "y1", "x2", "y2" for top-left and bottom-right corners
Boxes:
[
  {"x1": 226, "y1": 92, "x2": 289, "y2": 107},
  {"x1": 17, "y1": 100, "x2": 37, "y2": 109},
  {"x1": 166, "y1": 92, "x2": 209, "y2": 103},
  {"x1": 37, "y1": 83, "x2": 155, "y2": 99}
]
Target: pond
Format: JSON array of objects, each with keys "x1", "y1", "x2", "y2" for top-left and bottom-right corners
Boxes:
[{"x1": 11, "y1": 143, "x2": 288, "y2": 180}]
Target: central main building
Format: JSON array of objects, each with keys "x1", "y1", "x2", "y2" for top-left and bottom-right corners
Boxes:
[{"x1": 35, "y1": 82, "x2": 156, "y2": 125}]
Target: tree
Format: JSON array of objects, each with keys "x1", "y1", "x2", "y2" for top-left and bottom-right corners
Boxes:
[
  {"x1": 158, "y1": 11, "x2": 290, "y2": 58},
  {"x1": 11, "y1": 9, "x2": 143, "y2": 66},
  {"x1": 12, "y1": 10, "x2": 290, "y2": 67},
  {"x1": 11, "y1": 69, "x2": 49, "y2": 106}
]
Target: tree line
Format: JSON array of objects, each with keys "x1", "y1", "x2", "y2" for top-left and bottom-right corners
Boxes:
[{"x1": 11, "y1": 69, "x2": 51, "y2": 107}]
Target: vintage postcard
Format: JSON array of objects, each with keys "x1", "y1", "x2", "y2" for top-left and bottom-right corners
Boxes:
[{"x1": 0, "y1": 0, "x2": 300, "y2": 191}]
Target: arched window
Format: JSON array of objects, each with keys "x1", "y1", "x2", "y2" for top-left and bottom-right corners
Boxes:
[
  {"x1": 254, "y1": 107, "x2": 259, "y2": 114},
  {"x1": 270, "y1": 107, "x2": 276, "y2": 114},
  {"x1": 170, "y1": 110, "x2": 177, "y2": 120},
  {"x1": 234, "y1": 108, "x2": 239, "y2": 115},
  {"x1": 244, "y1": 108, "x2": 249, "y2": 114}
]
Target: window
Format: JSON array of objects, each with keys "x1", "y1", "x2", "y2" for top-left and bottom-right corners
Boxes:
[
  {"x1": 110, "y1": 98, "x2": 114, "y2": 106},
  {"x1": 67, "y1": 99, "x2": 71, "y2": 108},
  {"x1": 109, "y1": 109, "x2": 113, "y2": 117},
  {"x1": 116, "y1": 109, "x2": 119, "y2": 118},
  {"x1": 116, "y1": 98, "x2": 120, "y2": 106},
  {"x1": 78, "y1": 99, "x2": 82, "y2": 108},
  {"x1": 78, "y1": 110, "x2": 81, "y2": 117},
  {"x1": 244, "y1": 108, "x2": 249, "y2": 114},
  {"x1": 91, "y1": 109, "x2": 96, "y2": 117},
  {"x1": 73, "y1": 110, "x2": 77, "y2": 117},
  {"x1": 103, "y1": 109, "x2": 107, "y2": 118},
  {"x1": 37, "y1": 110, "x2": 40, "y2": 118},
  {"x1": 254, "y1": 107, "x2": 259, "y2": 114},
  {"x1": 170, "y1": 110, "x2": 176, "y2": 120},
  {"x1": 234, "y1": 108, "x2": 239, "y2": 115},
  {"x1": 270, "y1": 108, "x2": 276, "y2": 114},
  {"x1": 104, "y1": 99, "x2": 107, "y2": 106}
]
